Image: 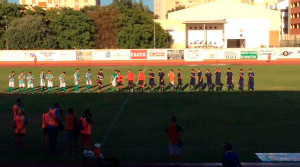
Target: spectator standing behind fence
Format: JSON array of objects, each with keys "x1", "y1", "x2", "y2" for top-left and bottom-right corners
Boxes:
[
  {"x1": 47, "y1": 103, "x2": 62, "y2": 154},
  {"x1": 222, "y1": 143, "x2": 242, "y2": 167},
  {"x1": 166, "y1": 116, "x2": 184, "y2": 166},
  {"x1": 65, "y1": 108, "x2": 79, "y2": 155},
  {"x1": 14, "y1": 110, "x2": 28, "y2": 148},
  {"x1": 80, "y1": 109, "x2": 94, "y2": 150}
]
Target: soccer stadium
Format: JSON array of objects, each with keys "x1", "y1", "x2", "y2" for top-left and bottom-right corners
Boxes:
[{"x1": 1, "y1": 0, "x2": 300, "y2": 167}]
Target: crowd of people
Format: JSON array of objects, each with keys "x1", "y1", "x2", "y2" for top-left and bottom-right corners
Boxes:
[
  {"x1": 13, "y1": 99, "x2": 95, "y2": 156},
  {"x1": 8, "y1": 68, "x2": 256, "y2": 94},
  {"x1": 188, "y1": 40, "x2": 224, "y2": 49},
  {"x1": 12, "y1": 98, "x2": 242, "y2": 167}
]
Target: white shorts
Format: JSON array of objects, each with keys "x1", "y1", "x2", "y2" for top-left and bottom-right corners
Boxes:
[
  {"x1": 60, "y1": 82, "x2": 66, "y2": 87},
  {"x1": 112, "y1": 81, "x2": 117, "y2": 87},
  {"x1": 170, "y1": 81, "x2": 175, "y2": 85},
  {"x1": 74, "y1": 81, "x2": 79, "y2": 85},
  {"x1": 40, "y1": 81, "x2": 45, "y2": 87},
  {"x1": 47, "y1": 81, "x2": 53, "y2": 87},
  {"x1": 86, "y1": 80, "x2": 92, "y2": 85},
  {"x1": 27, "y1": 84, "x2": 34, "y2": 88},
  {"x1": 169, "y1": 143, "x2": 182, "y2": 155},
  {"x1": 19, "y1": 83, "x2": 25, "y2": 88},
  {"x1": 9, "y1": 82, "x2": 14, "y2": 87}
]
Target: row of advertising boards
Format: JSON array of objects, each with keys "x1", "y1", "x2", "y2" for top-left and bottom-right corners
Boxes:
[{"x1": 0, "y1": 48, "x2": 299, "y2": 61}]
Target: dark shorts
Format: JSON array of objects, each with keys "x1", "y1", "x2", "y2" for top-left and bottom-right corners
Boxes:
[
  {"x1": 248, "y1": 82, "x2": 254, "y2": 86},
  {"x1": 66, "y1": 130, "x2": 74, "y2": 142},
  {"x1": 159, "y1": 81, "x2": 165, "y2": 86},
  {"x1": 178, "y1": 79, "x2": 182, "y2": 86},
  {"x1": 15, "y1": 133, "x2": 25, "y2": 137},
  {"x1": 81, "y1": 134, "x2": 92, "y2": 145},
  {"x1": 97, "y1": 80, "x2": 103, "y2": 85},
  {"x1": 190, "y1": 80, "x2": 195, "y2": 86},
  {"x1": 239, "y1": 80, "x2": 244, "y2": 85},
  {"x1": 128, "y1": 81, "x2": 134, "y2": 86},
  {"x1": 227, "y1": 81, "x2": 233, "y2": 85},
  {"x1": 117, "y1": 82, "x2": 123, "y2": 86},
  {"x1": 249, "y1": 80, "x2": 254, "y2": 85},
  {"x1": 149, "y1": 80, "x2": 155, "y2": 86},
  {"x1": 216, "y1": 80, "x2": 221, "y2": 85},
  {"x1": 139, "y1": 80, "x2": 144, "y2": 86},
  {"x1": 198, "y1": 81, "x2": 203, "y2": 87}
]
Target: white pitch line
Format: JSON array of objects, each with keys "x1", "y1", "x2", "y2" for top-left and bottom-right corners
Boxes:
[{"x1": 101, "y1": 66, "x2": 148, "y2": 147}]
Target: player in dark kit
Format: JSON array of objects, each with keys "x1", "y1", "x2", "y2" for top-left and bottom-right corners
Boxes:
[
  {"x1": 177, "y1": 69, "x2": 183, "y2": 92},
  {"x1": 97, "y1": 69, "x2": 104, "y2": 94},
  {"x1": 197, "y1": 69, "x2": 203, "y2": 91},
  {"x1": 215, "y1": 68, "x2": 222, "y2": 91},
  {"x1": 158, "y1": 69, "x2": 165, "y2": 92},
  {"x1": 149, "y1": 69, "x2": 156, "y2": 92},
  {"x1": 189, "y1": 69, "x2": 196, "y2": 91},
  {"x1": 226, "y1": 68, "x2": 234, "y2": 91},
  {"x1": 205, "y1": 69, "x2": 213, "y2": 92},
  {"x1": 239, "y1": 69, "x2": 244, "y2": 91},
  {"x1": 248, "y1": 69, "x2": 255, "y2": 91}
]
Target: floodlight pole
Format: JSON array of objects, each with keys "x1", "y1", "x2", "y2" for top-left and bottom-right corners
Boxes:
[
  {"x1": 153, "y1": 20, "x2": 156, "y2": 49},
  {"x1": 204, "y1": 23, "x2": 207, "y2": 48},
  {"x1": 4, "y1": 15, "x2": 8, "y2": 50}
]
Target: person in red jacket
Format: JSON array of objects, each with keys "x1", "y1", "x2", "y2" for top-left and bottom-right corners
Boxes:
[
  {"x1": 65, "y1": 108, "x2": 79, "y2": 155},
  {"x1": 14, "y1": 110, "x2": 28, "y2": 148},
  {"x1": 138, "y1": 69, "x2": 146, "y2": 91},
  {"x1": 42, "y1": 111, "x2": 49, "y2": 150},
  {"x1": 13, "y1": 99, "x2": 25, "y2": 121},
  {"x1": 127, "y1": 69, "x2": 135, "y2": 92},
  {"x1": 166, "y1": 116, "x2": 184, "y2": 166},
  {"x1": 80, "y1": 109, "x2": 94, "y2": 150},
  {"x1": 117, "y1": 71, "x2": 124, "y2": 91},
  {"x1": 47, "y1": 103, "x2": 61, "y2": 154}
]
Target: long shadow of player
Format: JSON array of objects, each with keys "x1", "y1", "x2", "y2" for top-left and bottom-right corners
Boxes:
[
  {"x1": 90, "y1": 84, "x2": 111, "y2": 91},
  {"x1": 181, "y1": 84, "x2": 189, "y2": 92}
]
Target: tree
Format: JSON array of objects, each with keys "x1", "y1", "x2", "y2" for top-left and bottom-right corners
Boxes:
[
  {"x1": 90, "y1": 5, "x2": 120, "y2": 48},
  {"x1": 0, "y1": 3, "x2": 25, "y2": 49},
  {"x1": 46, "y1": 8, "x2": 96, "y2": 49},
  {"x1": 0, "y1": 0, "x2": 8, "y2": 3},
  {"x1": 7, "y1": 15, "x2": 57, "y2": 49},
  {"x1": 115, "y1": 0, "x2": 173, "y2": 48}
]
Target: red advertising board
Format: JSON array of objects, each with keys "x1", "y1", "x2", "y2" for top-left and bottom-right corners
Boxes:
[{"x1": 130, "y1": 50, "x2": 147, "y2": 60}]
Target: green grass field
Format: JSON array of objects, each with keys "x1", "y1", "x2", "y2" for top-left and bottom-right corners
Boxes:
[{"x1": 0, "y1": 65, "x2": 300, "y2": 164}]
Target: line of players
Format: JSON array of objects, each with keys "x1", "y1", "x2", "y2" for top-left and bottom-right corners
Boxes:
[{"x1": 7, "y1": 68, "x2": 255, "y2": 94}]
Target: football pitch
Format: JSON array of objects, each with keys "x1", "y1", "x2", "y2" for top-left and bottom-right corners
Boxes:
[{"x1": 0, "y1": 65, "x2": 300, "y2": 164}]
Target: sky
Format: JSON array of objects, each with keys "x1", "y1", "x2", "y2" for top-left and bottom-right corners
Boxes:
[{"x1": 101, "y1": 0, "x2": 154, "y2": 11}]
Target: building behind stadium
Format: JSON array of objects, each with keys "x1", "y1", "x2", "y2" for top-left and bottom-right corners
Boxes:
[
  {"x1": 18, "y1": 0, "x2": 100, "y2": 10},
  {"x1": 155, "y1": 0, "x2": 283, "y2": 49}
]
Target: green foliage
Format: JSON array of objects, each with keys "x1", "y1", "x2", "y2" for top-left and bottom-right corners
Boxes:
[
  {"x1": 0, "y1": 0, "x2": 8, "y2": 4},
  {"x1": 90, "y1": 5, "x2": 120, "y2": 48},
  {"x1": 114, "y1": 0, "x2": 173, "y2": 49},
  {"x1": 0, "y1": 3, "x2": 25, "y2": 49},
  {"x1": 7, "y1": 15, "x2": 57, "y2": 49},
  {"x1": 26, "y1": 6, "x2": 47, "y2": 16},
  {"x1": 0, "y1": 1, "x2": 172, "y2": 49},
  {"x1": 47, "y1": 8, "x2": 96, "y2": 49}
]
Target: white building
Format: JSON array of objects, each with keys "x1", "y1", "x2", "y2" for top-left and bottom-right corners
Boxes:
[
  {"x1": 268, "y1": 0, "x2": 289, "y2": 35},
  {"x1": 156, "y1": 0, "x2": 281, "y2": 48}
]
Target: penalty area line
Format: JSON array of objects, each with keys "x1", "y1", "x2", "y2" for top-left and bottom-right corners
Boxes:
[{"x1": 101, "y1": 66, "x2": 148, "y2": 147}]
